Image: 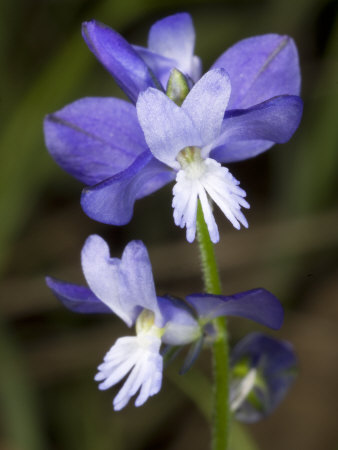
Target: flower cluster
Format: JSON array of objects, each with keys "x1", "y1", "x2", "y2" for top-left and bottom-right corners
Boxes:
[{"x1": 45, "y1": 12, "x2": 299, "y2": 422}]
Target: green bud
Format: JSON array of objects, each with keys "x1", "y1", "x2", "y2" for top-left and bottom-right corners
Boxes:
[{"x1": 166, "y1": 68, "x2": 190, "y2": 106}]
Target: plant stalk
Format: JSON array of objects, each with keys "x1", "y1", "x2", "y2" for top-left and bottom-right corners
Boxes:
[{"x1": 196, "y1": 202, "x2": 230, "y2": 450}]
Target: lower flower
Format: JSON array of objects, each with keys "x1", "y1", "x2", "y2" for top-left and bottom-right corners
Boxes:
[{"x1": 46, "y1": 236, "x2": 284, "y2": 409}]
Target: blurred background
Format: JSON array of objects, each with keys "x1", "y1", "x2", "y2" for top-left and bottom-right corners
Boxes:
[{"x1": 0, "y1": 0, "x2": 337, "y2": 449}]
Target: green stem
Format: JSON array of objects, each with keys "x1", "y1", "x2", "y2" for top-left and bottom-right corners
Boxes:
[{"x1": 196, "y1": 203, "x2": 230, "y2": 450}]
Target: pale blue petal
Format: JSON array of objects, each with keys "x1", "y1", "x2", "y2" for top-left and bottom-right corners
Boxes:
[
  {"x1": 182, "y1": 69, "x2": 231, "y2": 146},
  {"x1": 119, "y1": 240, "x2": 163, "y2": 327},
  {"x1": 148, "y1": 13, "x2": 195, "y2": 78},
  {"x1": 81, "y1": 235, "x2": 136, "y2": 326},
  {"x1": 136, "y1": 88, "x2": 201, "y2": 168},
  {"x1": 81, "y1": 237, "x2": 162, "y2": 327}
]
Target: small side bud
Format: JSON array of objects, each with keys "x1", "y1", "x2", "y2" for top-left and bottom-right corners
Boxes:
[
  {"x1": 229, "y1": 333, "x2": 298, "y2": 423},
  {"x1": 166, "y1": 69, "x2": 190, "y2": 106}
]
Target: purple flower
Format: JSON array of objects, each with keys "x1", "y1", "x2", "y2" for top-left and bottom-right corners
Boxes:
[
  {"x1": 44, "y1": 13, "x2": 302, "y2": 242},
  {"x1": 46, "y1": 236, "x2": 283, "y2": 409},
  {"x1": 230, "y1": 332, "x2": 297, "y2": 422}
]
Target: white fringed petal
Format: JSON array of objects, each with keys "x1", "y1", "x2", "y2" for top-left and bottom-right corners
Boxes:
[
  {"x1": 95, "y1": 335, "x2": 163, "y2": 411},
  {"x1": 172, "y1": 157, "x2": 249, "y2": 243}
]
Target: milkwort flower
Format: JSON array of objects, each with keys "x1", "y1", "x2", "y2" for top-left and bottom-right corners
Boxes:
[
  {"x1": 44, "y1": 13, "x2": 303, "y2": 242},
  {"x1": 229, "y1": 333, "x2": 297, "y2": 422},
  {"x1": 46, "y1": 236, "x2": 284, "y2": 409}
]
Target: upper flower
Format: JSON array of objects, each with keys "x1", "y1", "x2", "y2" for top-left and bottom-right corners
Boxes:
[
  {"x1": 79, "y1": 69, "x2": 302, "y2": 242},
  {"x1": 46, "y1": 236, "x2": 284, "y2": 409},
  {"x1": 44, "y1": 13, "x2": 303, "y2": 242}
]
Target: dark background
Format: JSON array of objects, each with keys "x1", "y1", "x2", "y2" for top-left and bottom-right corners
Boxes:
[{"x1": 0, "y1": 0, "x2": 337, "y2": 449}]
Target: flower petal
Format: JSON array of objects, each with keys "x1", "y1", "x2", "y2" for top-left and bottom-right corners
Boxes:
[
  {"x1": 136, "y1": 88, "x2": 201, "y2": 168},
  {"x1": 81, "y1": 152, "x2": 174, "y2": 225},
  {"x1": 81, "y1": 235, "x2": 136, "y2": 326},
  {"x1": 182, "y1": 69, "x2": 231, "y2": 146},
  {"x1": 148, "y1": 13, "x2": 196, "y2": 80},
  {"x1": 211, "y1": 34, "x2": 301, "y2": 109},
  {"x1": 185, "y1": 289, "x2": 284, "y2": 330},
  {"x1": 158, "y1": 296, "x2": 200, "y2": 345},
  {"x1": 119, "y1": 336, "x2": 163, "y2": 410},
  {"x1": 231, "y1": 333, "x2": 297, "y2": 422},
  {"x1": 45, "y1": 276, "x2": 112, "y2": 313},
  {"x1": 118, "y1": 240, "x2": 163, "y2": 327},
  {"x1": 82, "y1": 20, "x2": 160, "y2": 103},
  {"x1": 210, "y1": 95, "x2": 303, "y2": 163},
  {"x1": 95, "y1": 335, "x2": 162, "y2": 411},
  {"x1": 81, "y1": 236, "x2": 163, "y2": 326},
  {"x1": 133, "y1": 46, "x2": 177, "y2": 89},
  {"x1": 44, "y1": 97, "x2": 147, "y2": 185}
]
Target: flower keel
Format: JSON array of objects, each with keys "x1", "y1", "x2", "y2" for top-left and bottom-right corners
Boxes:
[
  {"x1": 95, "y1": 334, "x2": 163, "y2": 411},
  {"x1": 173, "y1": 151, "x2": 249, "y2": 243}
]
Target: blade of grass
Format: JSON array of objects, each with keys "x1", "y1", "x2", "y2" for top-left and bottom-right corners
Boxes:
[
  {"x1": 0, "y1": 318, "x2": 46, "y2": 450},
  {"x1": 287, "y1": 15, "x2": 338, "y2": 212}
]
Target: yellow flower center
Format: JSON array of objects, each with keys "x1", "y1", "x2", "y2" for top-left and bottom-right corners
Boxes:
[{"x1": 136, "y1": 309, "x2": 164, "y2": 339}]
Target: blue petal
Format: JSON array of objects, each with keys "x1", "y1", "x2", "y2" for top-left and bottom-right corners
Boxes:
[
  {"x1": 148, "y1": 13, "x2": 196, "y2": 81},
  {"x1": 159, "y1": 296, "x2": 200, "y2": 345},
  {"x1": 136, "y1": 88, "x2": 201, "y2": 168},
  {"x1": 46, "y1": 276, "x2": 112, "y2": 313},
  {"x1": 211, "y1": 34, "x2": 301, "y2": 109},
  {"x1": 44, "y1": 97, "x2": 148, "y2": 185},
  {"x1": 182, "y1": 69, "x2": 231, "y2": 146},
  {"x1": 82, "y1": 20, "x2": 160, "y2": 102},
  {"x1": 210, "y1": 95, "x2": 303, "y2": 163},
  {"x1": 133, "y1": 46, "x2": 177, "y2": 89},
  {"x1": 81, "y1": 236, "x2": 162, "y2": 327},
  {"x1": 231, "y1": 332, "x2": 297, "y2": 422},
  {"x1": 185, "y1": 289, "x2": 284, "y2": 330},
  {"x1": 81, "y1": 152, "x2": 174, "y2": 225}
]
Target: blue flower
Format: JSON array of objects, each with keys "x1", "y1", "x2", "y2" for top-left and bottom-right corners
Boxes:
[
  {"x1": 46, "y1": 236, "x2": 284, "y2": 409},
  {"x1": 230, "y1": 332, "x2": 297, "y2": 422},
  {"x1": 44, "y1": 13, "x2": 303, "y2": 242}
]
